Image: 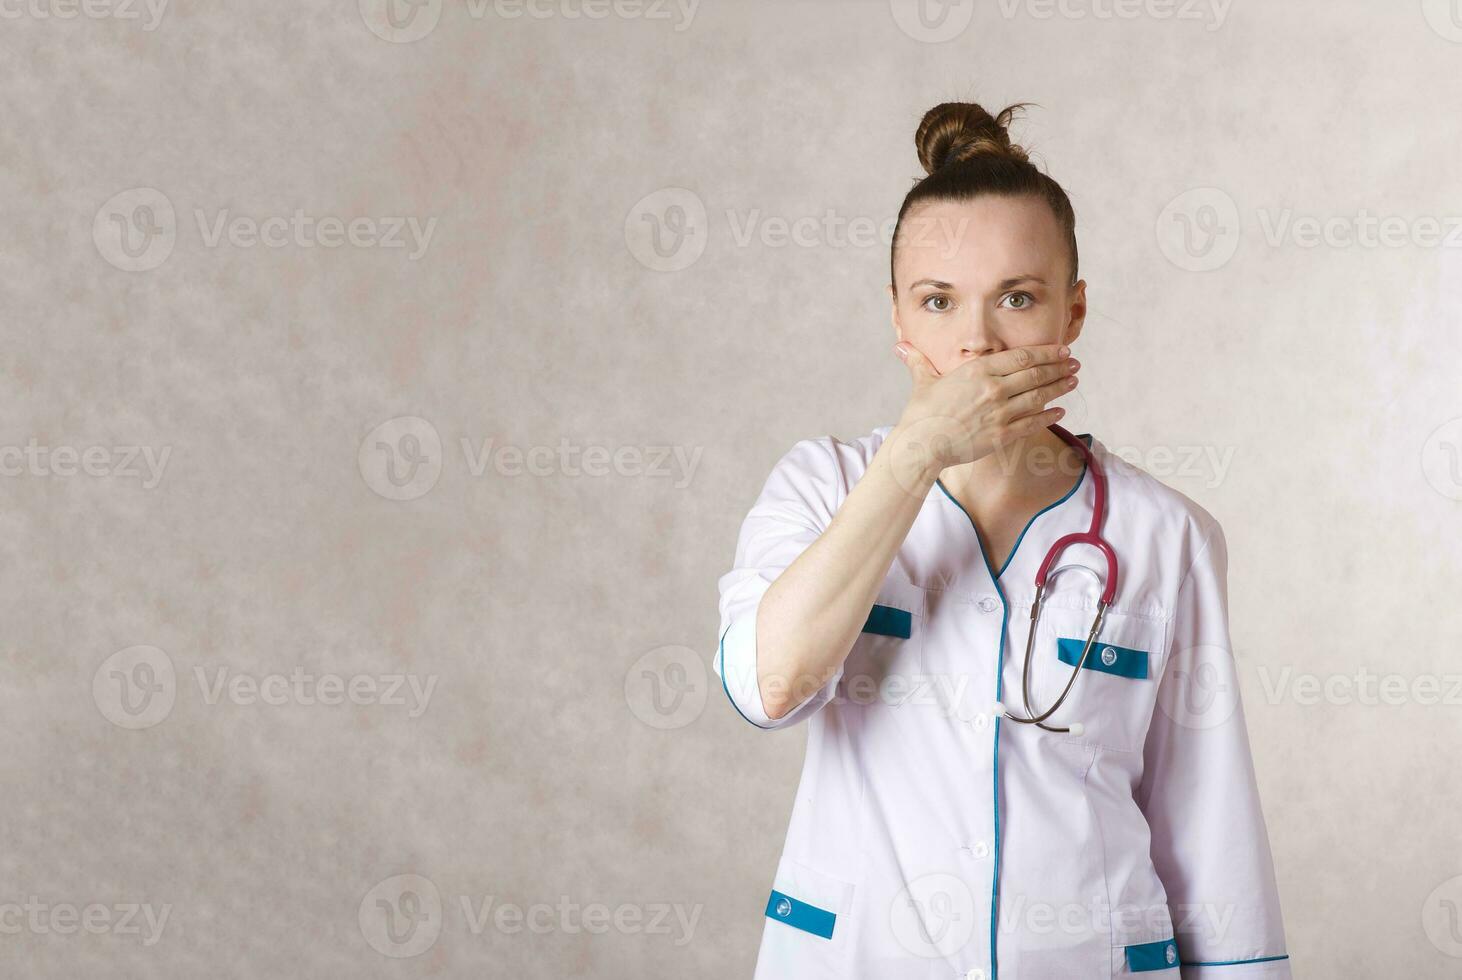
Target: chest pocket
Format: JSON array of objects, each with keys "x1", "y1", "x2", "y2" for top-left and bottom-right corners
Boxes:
[
  {"x1": 838, "y1": 575, "x2": 926, "y2": 708},
  {"x1": 1010, "y1": 598, "x2": 1168, "y2": 753}
]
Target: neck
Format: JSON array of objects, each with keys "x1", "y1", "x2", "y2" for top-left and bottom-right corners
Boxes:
[{"x1": 939, "y1": 426, "x2": 1084, "y2": 503}]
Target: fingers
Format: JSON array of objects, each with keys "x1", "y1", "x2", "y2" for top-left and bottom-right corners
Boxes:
[
  {"x1": 972, "y1": 344, "x2": 1070, "y2": 378},
  {"x1": 894, "y1": 342, "x2": 941, "y2": 382},
  {"x1": 1000, "y1": 356, "x2": 1079, "y2": 398},
  {"x1": 1004, "y1": 405, "x2": 1067, "y2": 438},
  {"x1": 1001, "y1": 372, "x2": 1078, "y2": 422}
]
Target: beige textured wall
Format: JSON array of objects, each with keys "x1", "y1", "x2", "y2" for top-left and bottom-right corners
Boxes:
[{"x1": 3, "y1": 0, "x2": 1461, "y2": 976}]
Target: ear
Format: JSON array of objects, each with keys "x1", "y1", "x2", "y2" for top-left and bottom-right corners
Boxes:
[
  {"x1": 887, "y1": 282, "x2": 905, "y2": 342},
  {"x1": 1062, "y1": 279, "x2": 1087, "y2": 346}
]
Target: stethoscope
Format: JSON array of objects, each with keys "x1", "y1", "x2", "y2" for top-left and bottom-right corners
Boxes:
[{"x1": 992, "y1": 424, "x2": 1118, "y2": 738}]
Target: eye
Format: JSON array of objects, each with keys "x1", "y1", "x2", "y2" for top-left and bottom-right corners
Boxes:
[
  {"x1": 1000, "y1": 291, "x2": 1035, "y2": 311},
  {"x1": 921, "y1": 294, "x2": 952, "y2": 313}
]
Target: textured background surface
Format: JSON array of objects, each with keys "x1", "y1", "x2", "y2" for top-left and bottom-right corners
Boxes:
[{"x1": 3, "y1": 0, "x2": 1461, "y2": 975}]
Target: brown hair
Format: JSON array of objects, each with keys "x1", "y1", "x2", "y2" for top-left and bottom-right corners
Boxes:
[{"x1": 890, "y1": 101, "x2": 1078, "y2": 292}]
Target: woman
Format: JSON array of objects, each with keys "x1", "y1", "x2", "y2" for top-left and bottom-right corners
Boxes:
[{"x1": 714, "y1": 102, "x2": 1291, "y2": 979}]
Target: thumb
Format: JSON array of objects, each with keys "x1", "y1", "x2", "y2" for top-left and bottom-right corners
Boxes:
[{"x1": 894, "y1": 342, "x2": 940, "y2": 383}]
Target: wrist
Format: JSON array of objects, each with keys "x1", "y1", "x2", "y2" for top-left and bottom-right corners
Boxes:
[{"x1": 881, "y1": 421, "x2": 946, "y2": 492}]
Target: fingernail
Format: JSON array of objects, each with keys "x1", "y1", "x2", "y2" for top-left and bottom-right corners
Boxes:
[
  {"x1": 1058, "y1": 345, "x2": 1071, "y2": 356},
  {"x1": 893, "y1": 344, "x2": 907, "y2": 360}
]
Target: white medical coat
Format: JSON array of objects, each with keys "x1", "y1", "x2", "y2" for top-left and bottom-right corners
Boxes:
[{"x1": 715, "y1": 426, "x2": 1290, "y2": 979}]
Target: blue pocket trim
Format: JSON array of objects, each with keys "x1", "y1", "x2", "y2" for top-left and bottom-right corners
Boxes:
[
  {"x1": 1057, "y1": 637, "x2": 1149, "y2": 679},
  {"x1": 861, "y1": 604, "x2": 912, "y2": 639},
  {"x1": 764, "y1": 889, "x2": 836, "y2": 939},
  {"x1": 1126, "y1": 938, "x2": 1179, "y2": 972}
]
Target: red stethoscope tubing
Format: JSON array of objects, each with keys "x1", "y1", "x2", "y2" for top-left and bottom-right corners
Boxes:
[
  {"x1": 1000, "y1": 424, "x2": 1119, "y2": 734},
  {"x1": 1034, "y1": 424, "x2": 1117, "y2": 606}
]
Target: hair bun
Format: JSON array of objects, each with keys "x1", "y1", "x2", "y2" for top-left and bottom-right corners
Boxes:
[{"x1": 914, "y1": 101, "x2": 1031, "y2": 175}]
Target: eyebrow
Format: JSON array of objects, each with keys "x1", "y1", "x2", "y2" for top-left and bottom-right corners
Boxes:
[{"x1": 908, "y1": 275, "x2": 1049, "y2": 291}]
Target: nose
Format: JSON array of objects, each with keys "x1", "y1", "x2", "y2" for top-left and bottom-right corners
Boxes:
[{"x1": 959, "y1": 311, "x2": 1003, "y2": 359}]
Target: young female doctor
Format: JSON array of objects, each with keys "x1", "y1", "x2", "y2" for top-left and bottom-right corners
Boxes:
[{"x1": 714, "y1": 102, "x2": 1290, "y2": 979}]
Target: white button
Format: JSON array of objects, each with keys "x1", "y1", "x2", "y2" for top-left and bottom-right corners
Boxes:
[
  {"x1": 965, "y1": 969, "x2": 986, "y2": 980},
  {"x1": 971, "y1": 841, "x2": 990, "y2": 859},
  {"x1": 977, "y1": 596, "x2": 998, "y2": 613},
  {"x1": 1100, "y1": 646, "x2": 1118, "y2": 667},
  {"x1": 971, "y1": 712, "x2": 988, "y2": 730}
]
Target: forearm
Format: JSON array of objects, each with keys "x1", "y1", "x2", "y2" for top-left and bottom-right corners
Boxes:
[{"x1": 755, "y1": 425, "x2": 938, "y2": 719}]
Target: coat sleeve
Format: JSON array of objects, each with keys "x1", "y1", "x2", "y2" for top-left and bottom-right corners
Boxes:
[
  {"x1": 713, "y1": 437, "x2": 848, "y2": 730},
  {"x1": 1136, "y1": 520, "x2": 1293, "y2": 978}
]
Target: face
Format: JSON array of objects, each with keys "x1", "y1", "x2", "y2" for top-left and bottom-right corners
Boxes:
[{"x1": 889, "y1": 195, "x2": 1086, "y2": 375}]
